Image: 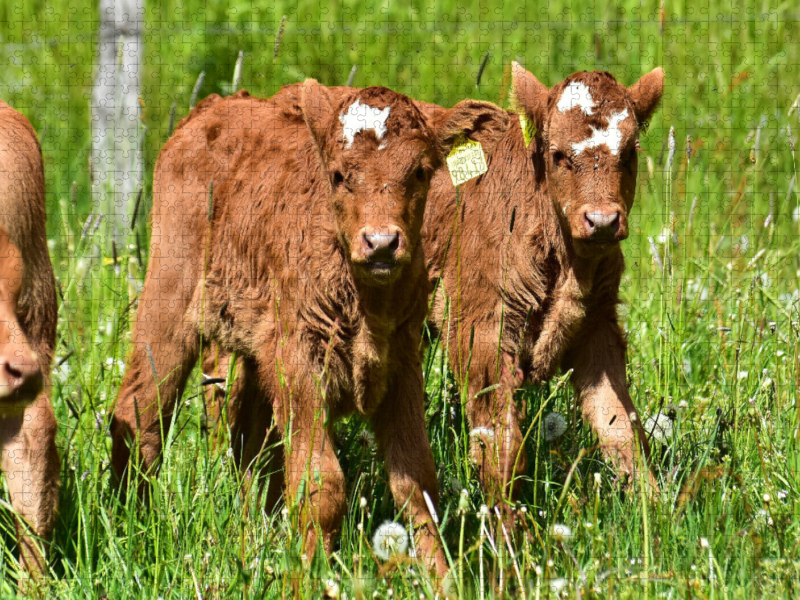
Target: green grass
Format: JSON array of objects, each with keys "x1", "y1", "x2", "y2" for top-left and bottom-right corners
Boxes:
[{"x1": 1, "y1": 0, "x2": 800, "y2": 597}]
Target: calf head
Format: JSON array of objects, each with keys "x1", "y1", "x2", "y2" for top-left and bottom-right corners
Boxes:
[
  {"x1": 0, "y1": 227, "x2": 42, "y2": 410},
  {"x1": 511, "y1": 63, "x2": 664, "y2": 258},
  {"x1": 301, "y1": 79, "x2": 509, "y2": 285}
]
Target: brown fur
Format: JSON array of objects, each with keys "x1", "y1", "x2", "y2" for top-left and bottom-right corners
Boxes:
[
  {"x1": 111, "y1": 83, "x2": 509, "y2": 575},
  {"x1": 0, "y1": 101, "x2": 60, "y2": 576},
  {"x1": 421, "y1": 65, "x2": 665, "y2": 502}
]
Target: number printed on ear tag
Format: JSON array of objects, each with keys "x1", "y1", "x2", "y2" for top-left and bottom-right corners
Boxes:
[
  {"x1": 446, "y1": 138, "x2": 488, "y2": 187},
  {"x1": 519, "y1": 112, "x2": 536, "y2": 148}
]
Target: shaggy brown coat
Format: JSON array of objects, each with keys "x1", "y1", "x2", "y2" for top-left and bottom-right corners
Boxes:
[
  {"x1": 421, "y1": 64, "x2": 665, "y2": 501},
  {"x1": 111, "y1": 82, "x2": 509, "y2": 574},
  {"x1": 0, "y1": 101, "x2": 59, "y2": 575}
]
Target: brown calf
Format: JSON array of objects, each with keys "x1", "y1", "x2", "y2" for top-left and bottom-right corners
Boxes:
[
  {"x1": 421, "y1": 64, "x2": 665, "y2": 502},
  {"x1": 111, "y1": 82, "x2": 508, "y2": 573},
  {"x1": 0, "y1": 101, "x2": 59, "y2": 575}
]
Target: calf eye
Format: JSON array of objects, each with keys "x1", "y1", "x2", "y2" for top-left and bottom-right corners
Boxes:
[
  {"x1": 415, "y1": 167, "x2": 427, "y2": 182},
  {"x1": 552, "y1": 151, "x2": 572, "y2": 170},
  {"x1": 332, "y1": 171, "x2": 345, "y2": 186}
]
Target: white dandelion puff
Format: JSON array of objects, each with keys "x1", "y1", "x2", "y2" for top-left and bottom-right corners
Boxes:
[
  {"x1": 372, "y1": 521, "x2": 409, "y2": 561},
  {"x1": 542, "y1": 412, "x2": 567, "y2": 442},
  {"x1": 469, "y1": 427, "x2": 495, "y2": 440},
  {"x1": 644, "y1": 414, "x2": 674, "y2": 445},
  {"x1": 550, "y1": 523, "x2": 573, "y2": 543},
  {"x1": 548, "y1": 578, "x2": 568, "y2": 594}
]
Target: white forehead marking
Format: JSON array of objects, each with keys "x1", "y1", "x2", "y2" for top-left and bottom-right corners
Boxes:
[
  {"x1": 556, "y1": 81, "x2": 595, "y2": 115},
  {"x1": 570, "y1": 108, "x2": 630, "y2": 156},
  {"x1": 339, "y1": 99, "x2": 391, "y2": 148}
]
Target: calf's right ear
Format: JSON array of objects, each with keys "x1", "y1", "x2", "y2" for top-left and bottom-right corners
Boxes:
[
  {"x1": 299, "y1": 78, "x2": 335, "y2": 166},
  {"x1": 509, "y1": 61, "x2": 549, "y2": 135}
]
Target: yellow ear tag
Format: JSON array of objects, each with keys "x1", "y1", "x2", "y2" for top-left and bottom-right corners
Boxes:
[
  {"x1": 446, "y1": 137, "x2": 488, "y2": 187},
  {"x1": 519, "y1": 112, "x2": 536, "y2": 148}
]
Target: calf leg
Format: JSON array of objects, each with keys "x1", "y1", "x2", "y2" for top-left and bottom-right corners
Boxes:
[
  {"x1": 461, "y1": 337, "x2": 527, "y2": 505},
  {"x1": 203, "y1": 349, "x2": 283, "y2": 512},
  {"x1": 111, "y1": 271, "x2": 199, "y2": 489},
  {"x1": 372, "y1": 342, "x2": 447, "y2": 576},
  {"x1": 562, "y1": 314, "x2": 656, "y2": 489},
  {"x1": 272, "y1": 365, "x2": 346, "y2": 557},
  {"x1": 0, "y1": 398, "x2": 59, "y2": 577}
]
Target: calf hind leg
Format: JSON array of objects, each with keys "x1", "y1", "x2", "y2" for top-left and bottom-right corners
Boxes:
[
  {"x1": 203, "y1": 349, "x2": 283, "y2": 512},
  {"x1": 111, "y1": 287, "x2": 200, "y2": 490}
]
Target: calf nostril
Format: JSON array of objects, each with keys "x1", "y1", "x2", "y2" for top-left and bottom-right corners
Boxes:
[
  {"x1": 583, "y1": 213, "x2": 596, "y2": 231},
  {"x1": 387, "y1": 232, "x2": 400, "y2": 253},
  {"x1": 5, "y1": 363, "x2": 22, "y2": 382}
]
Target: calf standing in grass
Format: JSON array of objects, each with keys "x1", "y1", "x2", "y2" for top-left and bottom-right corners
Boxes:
[
  {"x1": 111, "y1": 81, "x2": 508, "y2": 573},
  {"x1": 0, "y1": 101, "x2": 59, "y2": 575},
  {"x1": 422, "y1": 64, "x2": 664, "y2": 501}
]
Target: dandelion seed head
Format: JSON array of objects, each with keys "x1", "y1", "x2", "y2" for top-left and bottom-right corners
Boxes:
[
  {"x1": 372, "y1": 521, "x2": 409, "y2": 561},
  {"x1": 542, "y1": 412, "x2": 567, "y2": 442},
  {"x1": 550, "y1": 523, "x2": 573, "y2": 543},
  {"x1": 644, "y1": 413, "x2": 674, "y2": 445},
  {"x1": 548, "y1": 578, "x2": 568, "y2": 594}
]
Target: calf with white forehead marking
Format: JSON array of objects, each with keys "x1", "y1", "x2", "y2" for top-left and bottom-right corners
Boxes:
[
  {"x1": 421, "y1": 64, "x2": 664, "y2": 504},
  {"x1": 112, "y1": 81, "x2": 510, "y2": 577}
]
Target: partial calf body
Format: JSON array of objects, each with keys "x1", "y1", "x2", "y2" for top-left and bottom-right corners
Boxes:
[
  {"x1": 111, "y1": 83, "x2": 508, "y2": 574},
  {"x1": 0, "y1": 101, "x2": 59, "y2": 576}
]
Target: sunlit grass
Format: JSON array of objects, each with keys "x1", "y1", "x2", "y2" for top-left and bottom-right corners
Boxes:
[{"x1": 0, "y1": 1, "x2": 798, "y2": 597}]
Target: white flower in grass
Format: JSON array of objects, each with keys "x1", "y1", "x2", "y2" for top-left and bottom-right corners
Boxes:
[
  {"x1": 550, "y1": 523, "x2": 573, "y2": 543},
  {"x1": 548, "y1": 578, "x2": 568, "y2": 594},
  {"x1": 469, "y1": 427, "x2": 495, "y2": 440},
  {"x1": 372, "y1": 521, "x2": 409, "y2": 561},
  {"x1": 644, "y1": 414, "x2": 674, "y2": 445},
  {"x1": 323, "y1": 579, "x2": 340, "y2": 599},
  {"x1": 542, "y1": 412, "x2": 567, "y2": 442}
]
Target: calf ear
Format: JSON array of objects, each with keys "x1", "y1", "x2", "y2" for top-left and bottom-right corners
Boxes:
[
  {"x1": 628, "y1": 67, "x2": 665, "y2": 125},
  {"x1": 299, "y1": 78, "x2": 335, "y2": 164},
  {"x1": 433, "y1": 100, "x2": 510, "y2": 156},
  {"x1": 509, "y1": 61, "x2": 549, "y2": 133}
]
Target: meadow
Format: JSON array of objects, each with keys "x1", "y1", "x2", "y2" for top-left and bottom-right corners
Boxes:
[{"x1": 1, "y1": 0, "x2": 799, "y2": 597}]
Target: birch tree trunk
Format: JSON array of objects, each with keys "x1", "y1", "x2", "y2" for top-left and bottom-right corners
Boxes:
[{"x1": 91, "y1": 0, "x2": 144, "y2": 248}]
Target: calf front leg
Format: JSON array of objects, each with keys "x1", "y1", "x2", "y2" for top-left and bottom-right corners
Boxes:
[
  {"x1": 0, "y1": 398, "x2": 59, "y2": 577},
  {"x1": 562, "y1": 314, "x2": 656, "y2": 490},
  {"x1": 461, "y1": 335, "x2": 526, "y2": 505},
  {"x1": 372, "y1": 345, "x2": 447, "y2": 576},
  {"x1": 274, "y1": 367, "x2": 346, "y2": 558}
]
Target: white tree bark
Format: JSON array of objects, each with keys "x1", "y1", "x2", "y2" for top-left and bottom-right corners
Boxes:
[{"x1": 91, "y1": 0, "x2": 144, "y2": 247}]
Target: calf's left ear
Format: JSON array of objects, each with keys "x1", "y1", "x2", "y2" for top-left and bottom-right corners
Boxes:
[
  {"x1": 628, "y1": 67, "x2": 665, "y2": 125},
  {"x1": 433, "y1": 100, "x2": 511, "y2": 157}
]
